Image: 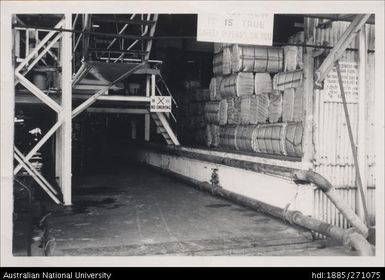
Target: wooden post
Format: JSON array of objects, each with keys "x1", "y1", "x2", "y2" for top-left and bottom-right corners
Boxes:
[
  {"x1": 302, "y1": 17, "x2": 315, "y2": 167},
  {"x1": 145, "y1": 75, "x2": 151, "y2": 141},
  {"x1": 131, "y1": 117, "x2": 137, "y2": 140},
  {"x1": 1, "y1": 13, "x2": 16, "y2": 260},
  {"x1": 59, "y1": 13, "x2": 72, "y2": 205},
  {"x1": 144, "y1": 114, "x2": 150, "y2": 142},
  {"x1": 357, "y1": 27, "x2": 368, "y2": 222}
]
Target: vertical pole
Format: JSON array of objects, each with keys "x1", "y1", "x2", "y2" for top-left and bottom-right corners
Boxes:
[
  {"x1": 15, "y1": 29, "x2": 20, "y2": 58},
  {"x1": 144, "y1": 114, "x2": 150, "y2": 142},
  {"x1": 302, "y1": 17, "x2": 315, "y2": 168},
  {"x1": 151, "y1": 74, "x2": 155, "y2": 97},
  {"x1": 131, "y1": 117, "x2": 137, "y2": 140},
  {"x1": 60, "y1": 13, "x2": 72, "y2": 205},
  {"x1": 335, "y1": 61, "x2": 369, "y2": 225},
  {"x1": 1, "y1": 13, "x2": 16, "y2": 260},
  {"x1": 145, "y1": 75, "x2": 151, "y2": 141},
  {"x1": 25, "y1": 28, "x2": 29, "y2": 58},
  {"x1": 357, "y1": 27, "x2": 368, "y2": 222}
]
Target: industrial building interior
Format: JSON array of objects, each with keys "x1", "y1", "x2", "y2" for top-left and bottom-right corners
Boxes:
[{"x1": 7, "y1": 13, "x2": 377, "y2": 257}]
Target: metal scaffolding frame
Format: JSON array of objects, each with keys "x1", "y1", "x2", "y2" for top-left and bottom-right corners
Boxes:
[
  {"x1": 8, "y1": 13, "x2": 180, "y2": 206},
  {"x1": 12, "y1": 14, "x2": 73, "y2": 205}
]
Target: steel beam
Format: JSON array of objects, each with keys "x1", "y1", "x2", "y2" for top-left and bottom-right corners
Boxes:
[
  {"x1": 87, "y1": 108, "x2": 148, "y2": 114},
  {"x1": 72, "y1": 62, "x2": 145, "y2": 118},
  {"x1": 58, "y1": 13, "x2": 73, "y2": 205},
  {"x1": 357, "y1": 27, "x2": 368, "y2": 222},
  {"x1": 14, "y1": 152, "x2": 61, "y2": 204},
  {"x1": 14, "y1": 148, "x2": 58, "y2": 195},
  {"x1": 335, "y1": 61, "x2": 370, "y2": 225},
  {"x1": 14, "y1": 119, "x2": 63, "y2": 174},
  {"x1": 315, "y1": 14, "x2": 371, "y2": 85}
]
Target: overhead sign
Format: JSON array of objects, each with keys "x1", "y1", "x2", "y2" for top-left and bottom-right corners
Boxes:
[
  {"x1": 150, "y1": 96, "x2": 172, "y2": 112},
  {"x1": 324, "y1": 62, "x2": 358, "y2": 102},
  {"x1": 197, "y1": 12, "x2": 274, "y2": 46}
]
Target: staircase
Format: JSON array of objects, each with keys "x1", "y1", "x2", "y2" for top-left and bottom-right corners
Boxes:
[
  {"x1": 151, "y1": 112, "x2": 179, "y2": 145},
  {"x1": 71, "y1": 14, "x2": 180, "y2": 146}
]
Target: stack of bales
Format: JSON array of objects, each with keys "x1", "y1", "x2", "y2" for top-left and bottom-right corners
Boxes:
[{"x1": 187, "y1": 35, "x2": 305, "y2": 158}]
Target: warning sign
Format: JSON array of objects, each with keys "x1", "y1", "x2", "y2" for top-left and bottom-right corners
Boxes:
[
  {"x1": 324, "y1": 62, "x2": 359, "y2": 102},
  {"x1": 150, "y1": 96, "x2": 172, "y2": 112},
  {"x1": 197, "y1": 12, "x2": 274, "y2": 46}
]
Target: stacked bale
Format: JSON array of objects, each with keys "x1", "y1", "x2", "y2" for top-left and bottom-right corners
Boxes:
[
  {"x1": 256, "y1": 123, "x2": 287, "y2": 155},
  {"x1": 254, "y1": 73, "x2": 272, "y2": 95},
  {"x1": 184, "y1": 39, "x2": 305, "y2": 159},
  {"x1": 268, "y1": 90, "x2": 283, "y2": 123},
  {"x1": 220, "y1": 72, "x2": 254, "y2": 98},
  {"x1": 222, "y1": 46, "x2": 232, "y2": 75},
  {"x1": 209, "y1": 77, "x2": 221, "y2": 101},
  {"x1": 204, "y1": 100, "x2": 228, "y2": 125},
  {"x1": 210, "y1": 124, "x2": 220, "y2": 147},
  {"x1": 240, "y1": 94, "x2": 269, "y2": 125},
  {"x1": 273, "y1": 70, "x2": 304, "y2": 122},
  {"x1": 231, "y1": 45, "x2": 284, "y2": 73},
  {"x1": 213, "y1": 52, "x2": 223, "y2": 77},
  {"x1": 219, "y1": 125, "x2": 239, "y2": 150},
  {"x1": 288, "y1": 31, "x2": 304, "y2": 70},
  {"x1": 235, "y1": 125, "x2": 259, "y2": 152},
  {"x1": 283, "y1": 46, "x2": 298, "y2": 71},
  {"x1": 285, "y1": 122, "x2": 303, "y2": 157},
  {"x1": 273, "y1": 69, "x2": 303, "y2": 90}
]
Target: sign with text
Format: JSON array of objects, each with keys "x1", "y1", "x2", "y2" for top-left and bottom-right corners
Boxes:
[
  {"x1": 150, "y1": 96, "x2": 172, "y2": 112},
  {"x1": 324, "y1": 62, "x2": 359, "y2": 102},
  {"x1": 197, "y1": 12, "x2": 274, "y2": 46}
]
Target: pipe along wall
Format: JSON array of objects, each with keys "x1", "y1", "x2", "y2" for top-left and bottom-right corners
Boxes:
[{"x1": 129, "y1": 145, "x2": 374, "y2": 256}]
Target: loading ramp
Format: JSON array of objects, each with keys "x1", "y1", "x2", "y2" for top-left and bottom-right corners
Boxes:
[{"x1": 42, "y1": 160, "x2": 354, "y2": 256}]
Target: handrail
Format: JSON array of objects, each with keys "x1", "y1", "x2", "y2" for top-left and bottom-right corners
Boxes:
[{"x1": 158, "y1": 74, "x2": 178, "y2": 108}]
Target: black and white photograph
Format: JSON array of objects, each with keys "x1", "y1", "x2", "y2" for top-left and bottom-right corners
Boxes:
[{"x1": 1, "y1": 0, "x2": 384, "y2": 269}]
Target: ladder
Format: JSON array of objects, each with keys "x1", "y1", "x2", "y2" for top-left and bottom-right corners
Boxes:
[{"x1": 151, "y1": 112, "x2": 180, "y2": 146}]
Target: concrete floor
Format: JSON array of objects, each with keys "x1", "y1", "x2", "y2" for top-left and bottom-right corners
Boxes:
[{"x1": 45, "y1": 161, "x2": 354, "y2": 256}]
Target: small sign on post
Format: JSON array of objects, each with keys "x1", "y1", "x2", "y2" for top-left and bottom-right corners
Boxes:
[
  {"x1": 150, "y1": 96, "x2": 172, "y2": 113},
  {"x1": 197, "y1": 12, "x2": 274, "y2": 46}
]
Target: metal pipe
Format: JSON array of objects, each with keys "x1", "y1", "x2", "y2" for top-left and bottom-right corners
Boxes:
[
  {"x1": 148, "y1": 165, "x2": 374, "y2": 256},
  {"x1": 293, "y1": 170, "x2": 369, "y2": 237},
  {"x1": 140, "y1": 144, "x2": 369, "y2": 238},
  {"x1": 335, "y1": 61, "x2": 370, "y2": 225}
]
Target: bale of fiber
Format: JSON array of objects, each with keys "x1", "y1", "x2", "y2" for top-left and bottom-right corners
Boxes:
[
  {"x1": 209, "y1": 77, "x2": 221, "y2": 101},
  {"x1": 283, "y1": 46, "x2": 298, "y2": 71},
  {"x1": 204, "y1": 100, "x2": 228, "y2": 125},
  {"x1": 219, "y1": 125, "x2": 239, "y2": 150},
  {"x1": 235, "y1": 125, "x2": 259, "y2": 152},
  {"x1": 240, "y1": 94, "x2": 269, "y2": 125},
  {"x1": 232, "y1": 45, "x2": 283, "y2": 73},
  {"x1": 256, "y1": 123, "x2": 287, "y2": 155},
  {"x1": 285, "y1": 122, "x2": 303, "y2": 157},
  {"x1": 210, "y1": 124, "x2": 220, "y2": 147},
  {"x1": 254, "y1": 73, "x2": 273, "y2": 95},
  {"x1": 220, "y1": 72, "x2": 254, "y2": 98},
  {"x1": 268, "y1": 91, "x2": 282, "y2": 123},
  {"x1": 273, "y1": 69, "x2": 303, "y2": 90},
  {"x1": 222, "y1": 46, "x2": 232, "y2": 75},
  {"x1": 213, "y1": 52, "x2": 223, "y2": 77}
]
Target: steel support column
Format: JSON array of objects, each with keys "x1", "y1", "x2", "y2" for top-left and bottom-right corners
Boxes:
[{"x1": 58, "y1": 13, "x2": 73, "y2": 205}]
